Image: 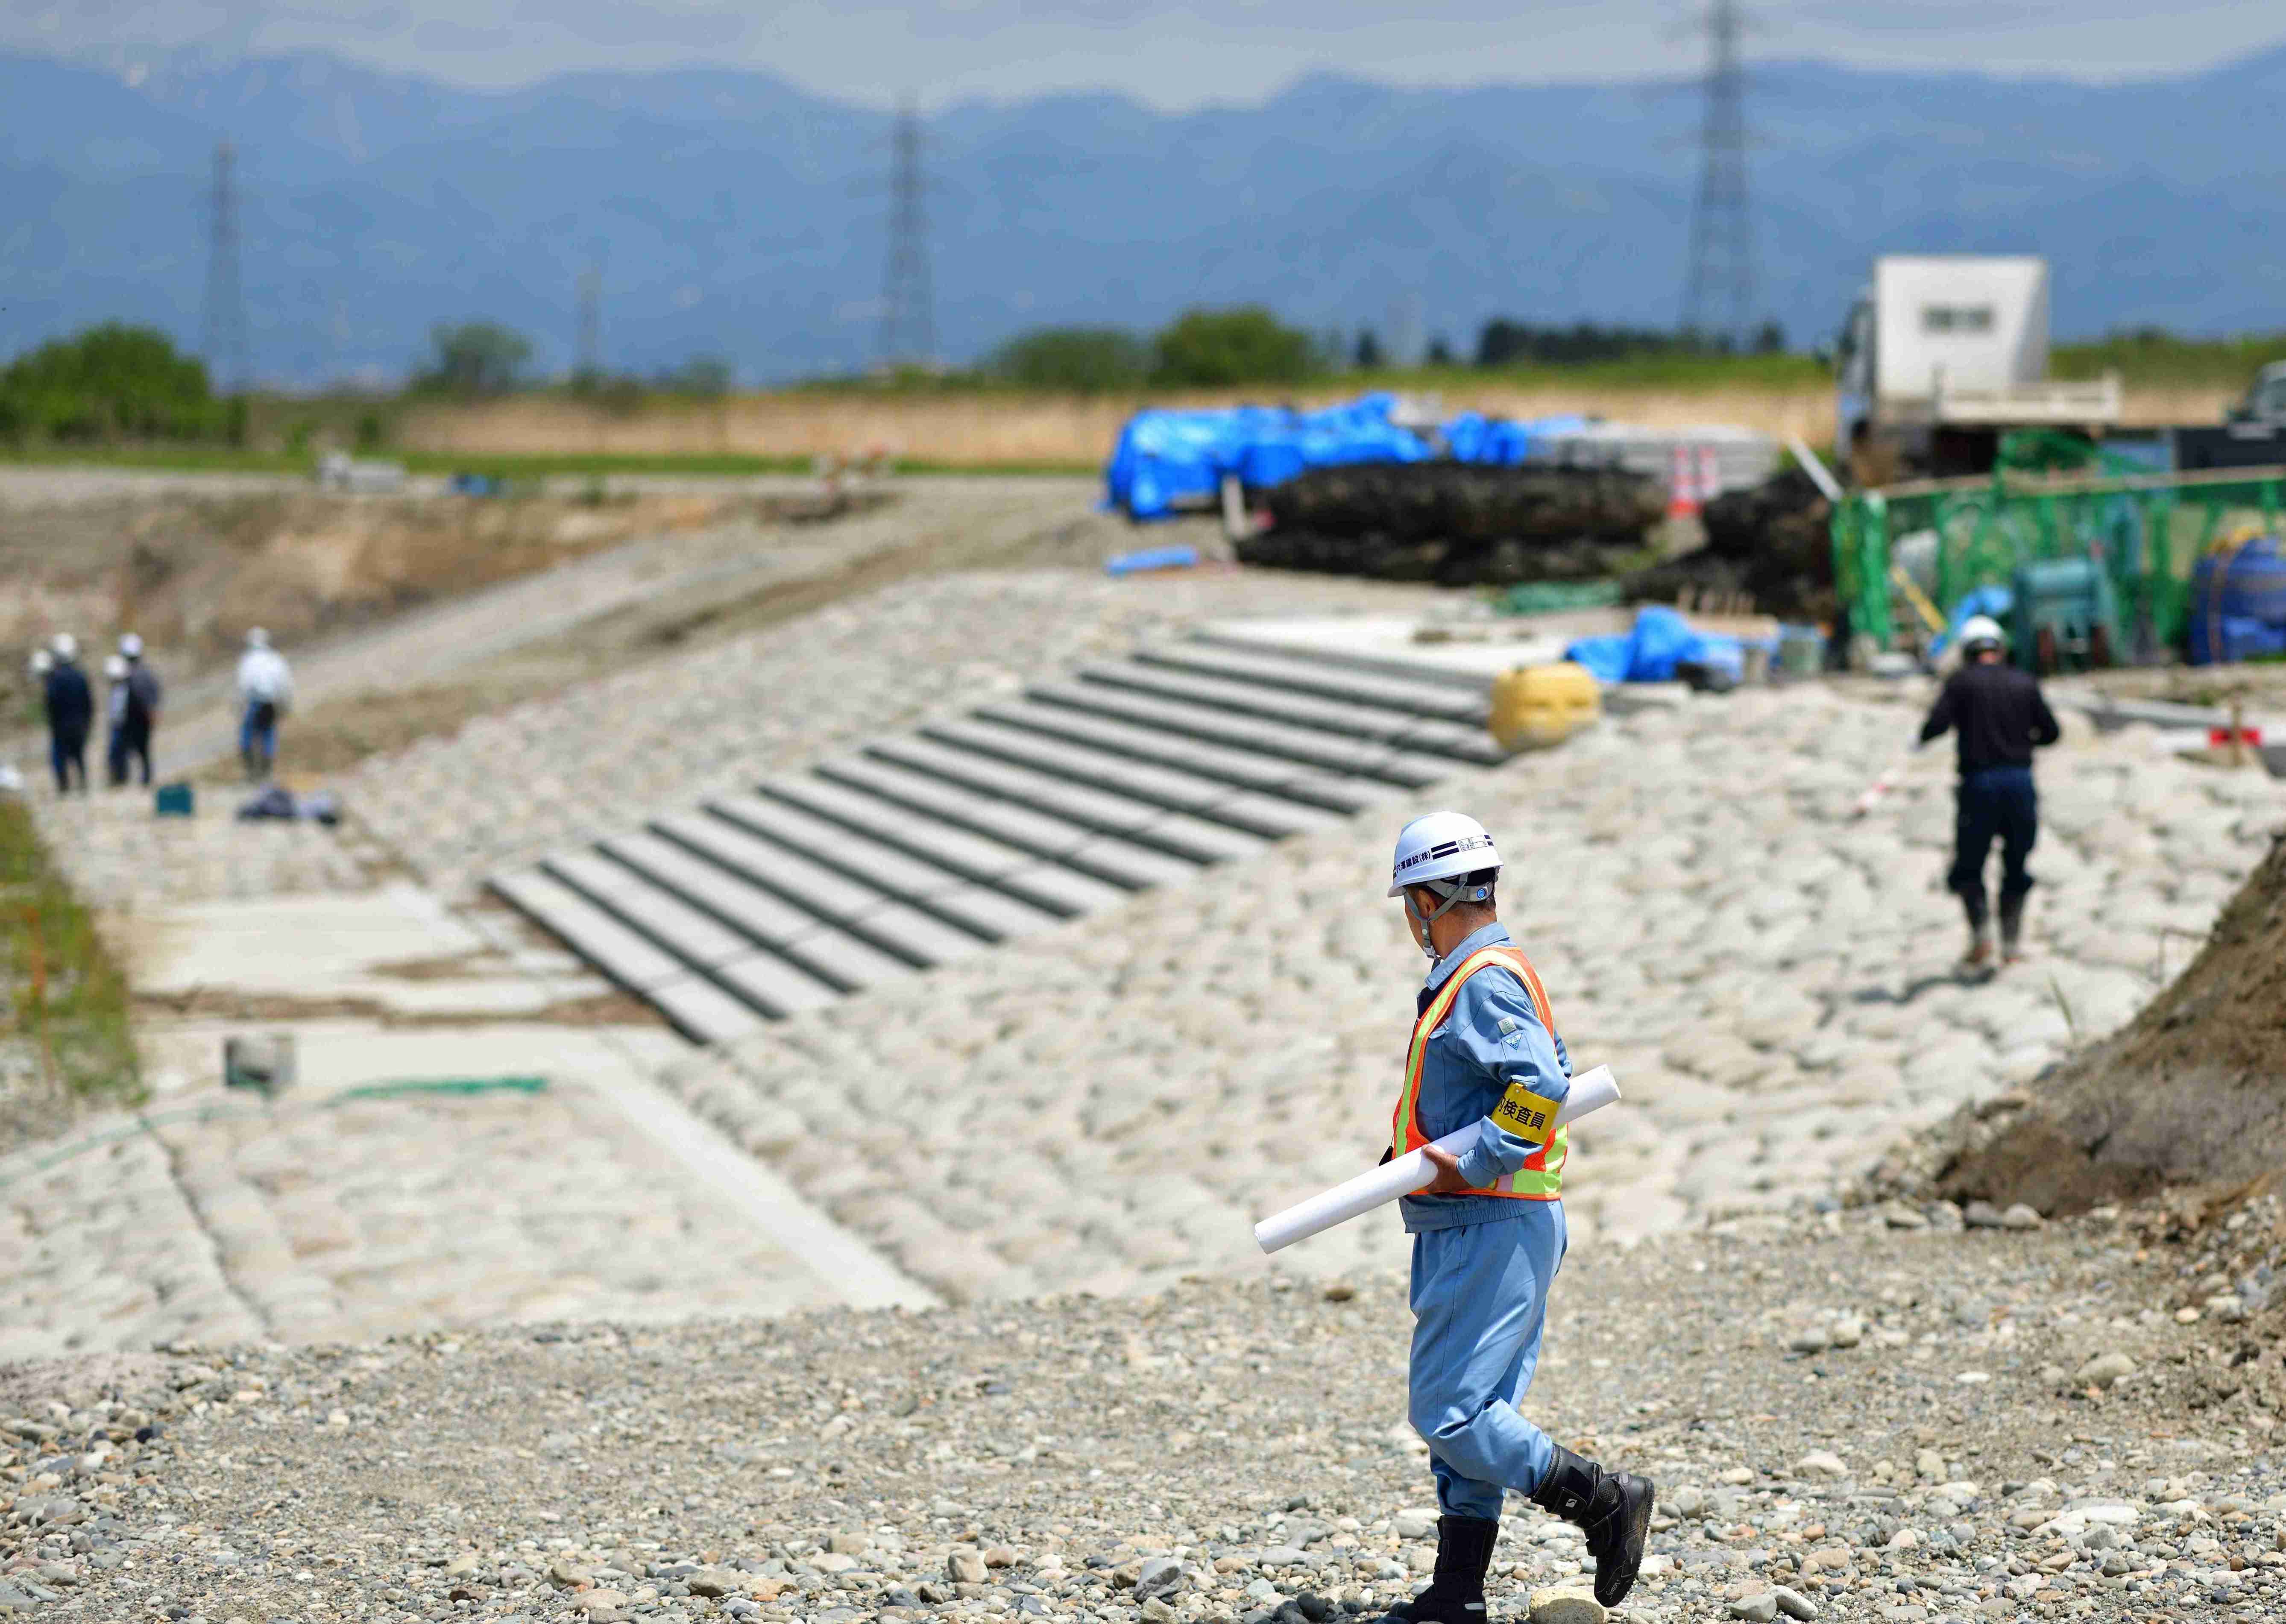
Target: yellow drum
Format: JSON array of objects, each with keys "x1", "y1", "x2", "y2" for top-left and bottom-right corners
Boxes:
[{"x1": 1488, "y1": 660, "x2": 1602, "y2": 753}]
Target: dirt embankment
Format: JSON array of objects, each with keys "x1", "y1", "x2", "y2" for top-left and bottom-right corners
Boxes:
[
  {"x1": 1, "y1": 487, "x2": 874, "y2": 729},
  {"x1": 1915, "y1": 827, "x2": 2286, "y2": 1216},
  {"x1": 396, "y1": 383, "x2": 2239, "y2": 467}
]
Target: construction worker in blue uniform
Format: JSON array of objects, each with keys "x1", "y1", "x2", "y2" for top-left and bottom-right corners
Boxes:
[{"x1": 1375, "y1": 812, "x2": 1652, "y2": 1621}]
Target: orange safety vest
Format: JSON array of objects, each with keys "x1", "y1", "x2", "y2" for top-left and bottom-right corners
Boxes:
[{"x1": 1390, "y1": 943, "x2": 1568, "y2": 1201}]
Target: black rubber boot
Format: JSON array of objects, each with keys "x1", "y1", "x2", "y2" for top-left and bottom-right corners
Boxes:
[
  {"x1": 1373, "y1": 1516, "x2": 1498, "y2": 1624},
  {"x1": 1998, "y1": 893, "x2": 2027, "y2": 963},
  {"x1": 1530, "y1": 1445, "x2": 1653, "y2": 1608}
]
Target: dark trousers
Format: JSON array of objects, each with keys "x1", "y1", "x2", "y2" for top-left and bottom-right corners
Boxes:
[
  {"x1": 50, "y1": 727, "x2": 87, "y2": 793},
  {"x1": 1948, "y1": 765, "x2": 2037, "y2": 926},
  {"x1": 108, "y1": 718, "x2": 153, "y2": 786}
]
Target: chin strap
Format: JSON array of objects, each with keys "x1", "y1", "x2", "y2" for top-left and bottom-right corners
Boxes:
[{"x1": 1406, "y1": 877, "x2": 1492, "y2": 961}]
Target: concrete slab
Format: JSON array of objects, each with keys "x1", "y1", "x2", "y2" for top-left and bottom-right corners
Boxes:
[
  {"x1": 487, "y1": 871, "x2": 691, "y2": 993},
  {"x1": 709, "y1": 793, "x2": 1062, "y2": 944},
  {"x1": 126, "y1": 879, "x2": 491, "y2": 1002},
  {"x1": 813, "y1": 756, "x2": 1201, "y2": 891},
  {"x1": 711, "y1": 949, "x2": 862, "y2": 1018},
  {"x1": 1073, "y1": 661, "x2": 1506, "y2": 765},
  {"x1": 545, "y1": 852, "x2": 757, "y2": 969},
  {"x1": 1025, "y1": 680, "x2": 1453, "y2": 788},
  {"x1": 653, "y1": 810, "x2": 988, "y2": 972},
  {"x1": 972, "y1": 699, "x2": 1393, "y2": 813},
  {"x1": 643, "y1": 973, "x2": 774, "y2": 1044},
  {"x1": 1197, "y1": 615, "x2": 1587, "y2": 686},
  {"x1": 617, "y1": 823, "x2": 918, "y2": 993},
  {"x1": 765, "y1": 776, "x2": 1129, "y2": 917},
  {"x1": 920, "y1": 718, "x2": 1340, "y2": 840},
  {"x1": 1138, "y1": 641, "x2": 1491, "y2": 723},
  {"x1": 869, "y1": 735, "x2": 1266, "y2": 864}
]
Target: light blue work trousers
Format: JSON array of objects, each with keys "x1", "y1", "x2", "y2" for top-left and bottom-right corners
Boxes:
[{"x1": 1408, "y1": 1202, "x2": 1565, "y2": 1520}]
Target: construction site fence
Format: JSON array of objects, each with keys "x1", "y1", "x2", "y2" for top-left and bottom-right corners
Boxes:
[{"x1": 1830, "y1": 463, "x2": 2286, "y2": 658}]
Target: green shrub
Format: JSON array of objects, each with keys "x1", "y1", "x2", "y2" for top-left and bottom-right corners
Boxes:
[
  {"x1": 1150, "y1": 308, "x2": 1321, "y2": 388},
  {"x1": 990, "y1": 327, "x2": 1150, "y2": 392},
  {"x1": 0, "y1": 324, "x2": 226, "y2": 442}
]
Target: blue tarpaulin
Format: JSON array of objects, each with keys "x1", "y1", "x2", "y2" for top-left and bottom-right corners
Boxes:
[
  {"x1": 1564, "y1": 606, "x2": 1751, "y2": 684},
  {"x1": 1105, "y1": 394, "x2": 1594, "y2": 519}
]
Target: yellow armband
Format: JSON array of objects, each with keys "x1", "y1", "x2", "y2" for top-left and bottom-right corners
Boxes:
[{"x1": 1490, "y1": 1081, "x2": 1561, "y2": 1145}]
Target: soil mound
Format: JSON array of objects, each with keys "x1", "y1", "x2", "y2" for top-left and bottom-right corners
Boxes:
[{"x1": 1932, "y1": 826, "x2": 2286, "y2": 1215}]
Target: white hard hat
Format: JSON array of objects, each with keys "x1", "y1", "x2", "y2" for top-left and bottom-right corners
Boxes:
[
  {"x1": 50, "y1": 633, "x2": 77, "y2": 661},
  {"x1": 30, "y1": 649, "x2": 51, "y2": 674},
  {"x1": 1958, "y1": 614, "x2": 2006, "y2": 650},
  {"x1": 1387, "y1": 810, "x2": 1502, "y2": 899},
  {"x1": 246, "y1": 627, "x2": 270, "y2": 649},
  {"x1": 103, "y1": 654, "x2": 128, "y2": 679},
  {"x1": 120, "y1": 633, "x2": 143, "y2": 658}
]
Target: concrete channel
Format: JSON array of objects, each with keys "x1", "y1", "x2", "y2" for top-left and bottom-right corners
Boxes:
[{"x1": 489, "y1": 636, "x2": 1510, "y2": 1042}]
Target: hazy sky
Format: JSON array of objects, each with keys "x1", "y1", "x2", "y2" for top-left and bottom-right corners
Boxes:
[{"x1": 7, "y1": 0, "x2": 2278, "y2": 108}]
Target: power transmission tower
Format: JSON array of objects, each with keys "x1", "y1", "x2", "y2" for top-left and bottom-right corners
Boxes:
[
  {"x1": 1681, "y1": 0, "x2": 1755, "y2": 349},
  {"x1": 876, "y1": 98, "x2": 936, "y2": 371},
  {"x1": 576, "y1": 263, "x2": 602, "y2": 380},
  {"x1": 202, "y1": 140, "x2": 247, "y2": 393}
]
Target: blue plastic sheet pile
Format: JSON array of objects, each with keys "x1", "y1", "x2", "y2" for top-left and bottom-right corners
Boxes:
[
  {"x1": 1105, "y1": 393, "x2": 1593, "y2": 520},
  {"x1": 1564, "y1": 606, "x2": 1751, "y2": 685}
]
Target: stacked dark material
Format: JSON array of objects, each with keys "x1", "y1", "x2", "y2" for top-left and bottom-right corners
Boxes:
[{"x1": 1237, "y1": 463, "x2": 1664, "y2": 586}]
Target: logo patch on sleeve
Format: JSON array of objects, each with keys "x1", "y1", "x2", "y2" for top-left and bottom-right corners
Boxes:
[{"x1": 1490, "y1": 1080, "x2": 1560, "y2": 1144}]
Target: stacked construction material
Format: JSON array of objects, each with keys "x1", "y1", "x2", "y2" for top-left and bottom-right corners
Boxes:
[
  {"x1": 1623, "y1": 464, "x2": 1837, "y2": 620},
  {"x1": 1238, "y1": 462, "x2": 1665, "y2": 585}
]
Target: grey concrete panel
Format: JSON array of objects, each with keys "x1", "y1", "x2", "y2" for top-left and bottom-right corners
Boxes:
[
  {"x1": 605, "y1": 828, "x2": 914, "y2": 995},
  {"x1": 765, "y1": 776, "x2": 1128, "y2": 917},
  {"x1": 643, "y1": 974, "x2": 774, "y2": 1044},
  {"x1": 656, "y1": 809, "x2": 989, "y2": 971},
  {"x1": 866, "y1": 735, "x2": 1266, "y2": 864},
  {"x1": 707, "y1": 794, "x2": 1061, "y2": 944},
  {"x1": 972, "y1": 698, "x2": 1392, "y2": 813},
  {"x1": 920, "y1": 718, "x2": 1342, "y2": 839},
  {"x1": 488, "y1": 869, "x2": 690, "y2": 993},
  {"x1": 1073, "y1": 661, "x2": 1506, "y2": 765},
  {"x1": 708, "y1": 951, "x2": 853, "y2": 1020},
  {"x1": 1135, "y1": 642, "x2": 1489, "y2": 724},
  {"x1": 811, "y1": 756, "x2": 1200, "y2": 891},
  {"x1": 546, "y1": 852, "x2": 756, "y2": 970},
  {"x1": 1025, "y1": 680, "x2": 1452, "y2": 788}
]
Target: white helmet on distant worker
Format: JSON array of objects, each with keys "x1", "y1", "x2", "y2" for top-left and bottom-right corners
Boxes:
[
  {"x1": 50, "y1": 633, "x2": 77, "y2": 662},
  {"x1": 119, "y1": 632, "x2": 143, "y2": 659},
  {"x1": 103, "y1": 654, "x2": 128, "y2": 680},
  {"x1": 29, "y1": 648, "x2": 52, "y2": 676},
  {"x1": 1957, "y1": 614, "x2": 2006, "y2": 652},
  {"x1": 246, "y1": 627, "x2": 270, "y2": 650}
]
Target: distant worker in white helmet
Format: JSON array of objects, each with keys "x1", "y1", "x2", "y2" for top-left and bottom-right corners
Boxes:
[
  {"x1": 235, "y1": 627, "x2": 294, "y2": 782},
  {"x1": 41, "y1": 633, "x2": 92, "y2": 795},
  {"x1": 1919, "y1": 614, "x2": 2060, "y2": 967},
  {"x1": 1372, "y1": 812, "x2": 1652, "y2": 1621},
  {"x1": 117, "y1": 632, "x2": 162, "y2": 786}
]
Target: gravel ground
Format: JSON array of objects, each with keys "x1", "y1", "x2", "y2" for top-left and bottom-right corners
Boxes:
[
  {"x1": 4, "y1": 1199, "x2": 2283, "y2": 1624},
  {"x1": 659, "y1": 683, "x2": 2282, "y2": 1303}
]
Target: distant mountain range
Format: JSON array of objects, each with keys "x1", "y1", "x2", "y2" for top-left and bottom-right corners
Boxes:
[{"x1": 5, "y1": 41, "x2": 2286, "y2": 388}]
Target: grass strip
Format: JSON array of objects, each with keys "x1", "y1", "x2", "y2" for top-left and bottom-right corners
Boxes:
[{"x1": 0, "y1": 796, "x2": 143, "y2": 1110}]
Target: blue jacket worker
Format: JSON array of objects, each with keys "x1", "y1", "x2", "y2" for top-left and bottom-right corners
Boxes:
[
  {"x1": 1375, "y1": 812, "x2": 1652, "y2": 1620},
  {"x1": 1918, "y1": 615, "x2": 2060, "y2": 966}
]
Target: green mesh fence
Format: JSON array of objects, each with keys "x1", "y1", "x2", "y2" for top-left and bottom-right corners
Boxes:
[{"x1": 1832, "y1": 464, "x2": 2286, "y2": 658}]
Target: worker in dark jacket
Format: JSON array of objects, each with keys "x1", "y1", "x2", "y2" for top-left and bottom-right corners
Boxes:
[
  {"x1": 1919, "y1": 614, "x2": 2061, "y2": 966},
  {"x1": 41, "y1": 633, "x2": 93, "y2": 795}
]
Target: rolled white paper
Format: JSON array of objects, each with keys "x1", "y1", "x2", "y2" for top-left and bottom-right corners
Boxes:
[{"x1": 1251, "y1": 1064, "x2": 1621, "y2": 1254}]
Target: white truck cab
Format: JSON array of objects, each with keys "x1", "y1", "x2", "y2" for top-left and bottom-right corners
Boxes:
[{"x1": 1835, "y1": 255, "x2": 2121, "y2": 479}]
